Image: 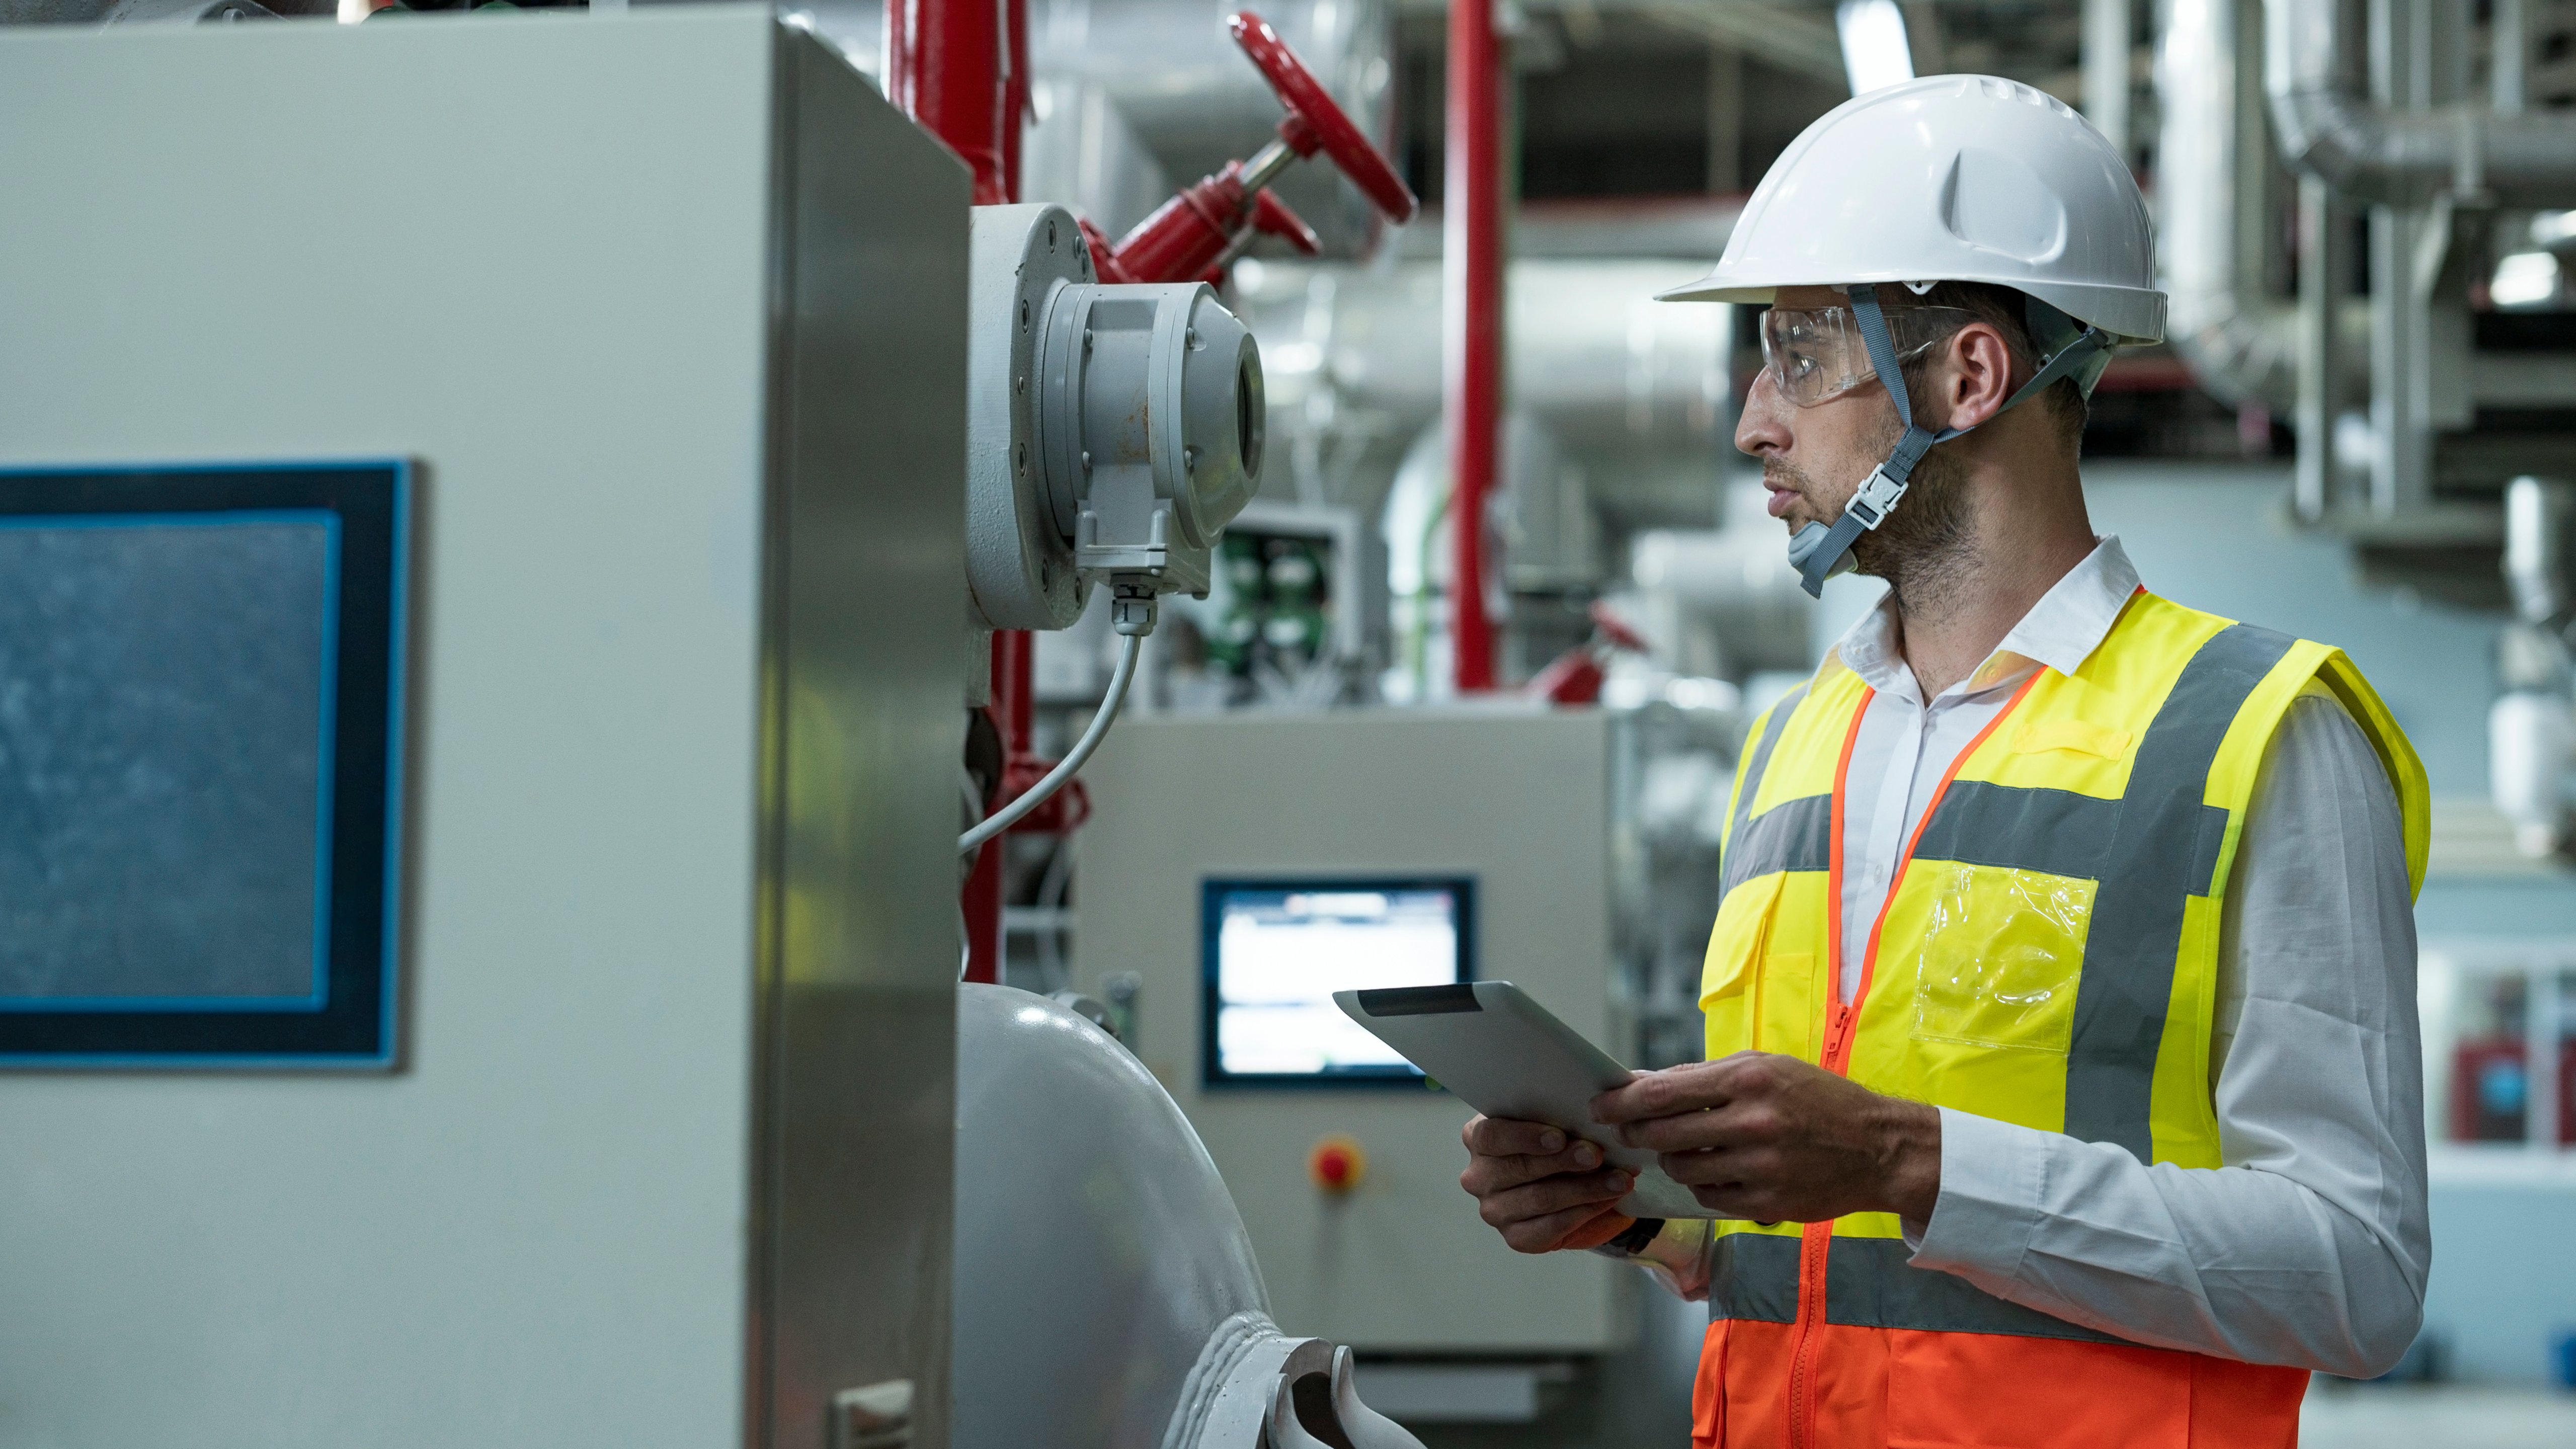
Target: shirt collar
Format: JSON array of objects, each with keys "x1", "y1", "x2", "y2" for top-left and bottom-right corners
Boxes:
[{"x1": 1829, "y1": 536, "x2": 2141, "y2": 702}]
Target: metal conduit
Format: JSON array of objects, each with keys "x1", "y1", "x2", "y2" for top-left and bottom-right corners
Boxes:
[{"x1": 2266, "y1": 0, "x2": 2576, "y2": 208}]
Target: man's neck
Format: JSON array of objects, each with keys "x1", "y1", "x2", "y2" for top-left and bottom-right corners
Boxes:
[{"x1": 1882, "y1": 473, "x2": 2095, "y2": 701}]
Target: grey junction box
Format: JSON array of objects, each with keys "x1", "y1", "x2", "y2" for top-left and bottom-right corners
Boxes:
[{"x1": 0, "y1": 11, "x2": 968, "y2": 1448}]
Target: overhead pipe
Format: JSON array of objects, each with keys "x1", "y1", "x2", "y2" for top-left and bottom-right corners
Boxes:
[
  {"x1": 2266, "y1": 0, "x2": 2576, "y2": 208},
  {"x1": 1445, "y1": 0, "x2": 1505, "y2": 691},
  {"x1": 2079, "y1": 0, "x2": 2130, "y2": 162},
  {"x1": 2151, "y1": 0, "x2": 2295, "y2": 412}
]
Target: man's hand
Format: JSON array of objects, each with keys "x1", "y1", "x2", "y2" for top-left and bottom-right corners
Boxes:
[
  {"x1": 1458, "y1": 1115, "x2": 1637, "y2": 1253},
  {"x1": 1590, "y1": 1052, "x2": 1942, "y2": 1224}
]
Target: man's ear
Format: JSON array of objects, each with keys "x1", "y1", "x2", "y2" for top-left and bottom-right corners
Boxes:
[{"x1": 1932, "y1": 323, "x2": 2018, "y2": 432}]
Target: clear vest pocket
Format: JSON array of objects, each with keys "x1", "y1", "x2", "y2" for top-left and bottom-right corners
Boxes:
[{"x1": 1907, "y1": 861, "x2": 2094, "y2": 1055}]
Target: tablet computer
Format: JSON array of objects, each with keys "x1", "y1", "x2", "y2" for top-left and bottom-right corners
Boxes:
[{"x1": 1333, "y1": 981, "x2": 1725, "y2": 1221}]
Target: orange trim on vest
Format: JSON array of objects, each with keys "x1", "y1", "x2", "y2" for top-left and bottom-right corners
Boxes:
[
  {"x1": 1788, "y1": 670, "x2": 2044, "y2": 1449},
  {"x1": 1841, "y1": 668, "x2": 2043, "y2": 1064}
]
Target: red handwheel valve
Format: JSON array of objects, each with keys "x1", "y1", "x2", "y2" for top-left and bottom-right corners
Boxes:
[{"x1": 1095, "y1": 10, "x2": 1419, "y2": 285}]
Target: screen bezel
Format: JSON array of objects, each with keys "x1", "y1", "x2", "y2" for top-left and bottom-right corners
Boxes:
[
  {"x1": 1199, "y1": 874, "x2": 1477, "y2": 1089},
  {"x1": 0, "y1": 462, "x2": 409, "y2": 1069}
]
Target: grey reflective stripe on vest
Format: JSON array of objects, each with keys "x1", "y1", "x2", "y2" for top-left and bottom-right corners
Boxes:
[
  {"x1": 1719, "y1": 794, "x2": 1832, "y2": 897},
  {"x1": 1708, "y1": 1231, "x2": 1799, "y2": 1324},
  {"x1": 1822, "y1": 1239, "x2": 2121, "y2": 1341},
  {"x1": 1710, "y1": 1233, "x2": 2124, "y2": 1342},
  {"x1": 1718, "y1": 682, "x2": 1821, "y2": 897},
  {"x1": 1898, "y1": 622, "x2": 2292, "y2": 1163},
  {"x1": 2060, "y1": 623, "x2": 2294, "y2": 1158}
]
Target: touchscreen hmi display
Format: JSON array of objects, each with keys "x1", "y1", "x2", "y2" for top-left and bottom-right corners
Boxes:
[
  {"x1": 1202, "y1": 878, "x2": 1473, "y2": 1084},
  {"x1": 0, "y1": 462, "x2": 407, "y2": 1067}
]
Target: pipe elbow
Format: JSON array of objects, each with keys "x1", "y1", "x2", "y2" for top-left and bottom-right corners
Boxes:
[
  {"x1": 2167, "y1": 312, "x2": 2297, "y2": 413},
  {"x1": 2266, "y1": 89, "x2": 2425, "y2": 208}
]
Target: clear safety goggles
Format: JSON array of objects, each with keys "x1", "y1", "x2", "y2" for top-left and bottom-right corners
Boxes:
[{"x1": 1757, "y1": 304, "x2": 1980, "y2": 408}]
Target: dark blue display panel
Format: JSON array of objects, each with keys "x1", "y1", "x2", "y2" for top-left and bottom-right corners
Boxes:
[
  {"x1": 0, "y1": 463, "x2": 407, "y2": 1067},
  {"x1": 1201, "y1": 877, "x2": 1476, "y2": 1087}
]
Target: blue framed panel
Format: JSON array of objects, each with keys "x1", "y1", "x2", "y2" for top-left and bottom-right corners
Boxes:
[
  {"x1": 0, "y1": 462, "x2": 408, "y2": 1068},
  {"x1": 1200, "y1": 875, "x2": 1476, "y2": 1088}
]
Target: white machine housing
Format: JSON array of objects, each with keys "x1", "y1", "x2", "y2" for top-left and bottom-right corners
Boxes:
[{"x1": 0, "y1": 13, "x2": 964, "y2": 1448}]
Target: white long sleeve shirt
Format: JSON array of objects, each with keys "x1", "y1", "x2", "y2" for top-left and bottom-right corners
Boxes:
[{"x1": 1644, "y1": 536, "x2": 2431, "y2": 1378}]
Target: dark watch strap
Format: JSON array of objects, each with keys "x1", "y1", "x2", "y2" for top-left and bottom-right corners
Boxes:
[{"x1": 1594, "y1": 1216, "x2": 1667, "y2": 1259}]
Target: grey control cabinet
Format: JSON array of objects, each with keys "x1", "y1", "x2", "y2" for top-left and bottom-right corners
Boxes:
[
  {"x1": 0, "y1": 12, "x2": 968, "y2": 1448},
  {"x1": 1076, "y1": 709, "x2": 1632, "y2": 1354}
]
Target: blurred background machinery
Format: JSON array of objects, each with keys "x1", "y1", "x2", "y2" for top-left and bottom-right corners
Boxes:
[{"x1": 10, "y1": 0, "x2": 2576, "y2": 1443}]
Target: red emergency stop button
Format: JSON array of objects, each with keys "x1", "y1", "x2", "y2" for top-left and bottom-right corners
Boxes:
[{"x1": 1308, "y1": 1134, "x2": 1366, "y2": 1193}]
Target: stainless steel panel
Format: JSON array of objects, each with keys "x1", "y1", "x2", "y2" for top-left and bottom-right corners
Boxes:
[{"x1": 759, "y1": 31, "x2": 971, "y2": 1449}]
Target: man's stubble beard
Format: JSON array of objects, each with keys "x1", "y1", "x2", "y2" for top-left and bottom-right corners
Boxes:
[
  {"x1": 1764, "y1": 415, "x2": 1979, "y2": 617},
  {"x1": 1831, "y1": 407, "x2": 1978, "y2": 620}
]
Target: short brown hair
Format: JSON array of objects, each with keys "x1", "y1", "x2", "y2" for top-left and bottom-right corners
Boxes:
[{"x1": 1893, "y1": 281, "x2": 2088, "y2": 454}]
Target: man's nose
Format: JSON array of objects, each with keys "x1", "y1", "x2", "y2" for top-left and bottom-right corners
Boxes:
[{"x1": 1737, "y1": 368, "x2": 1794, "y2": 458}]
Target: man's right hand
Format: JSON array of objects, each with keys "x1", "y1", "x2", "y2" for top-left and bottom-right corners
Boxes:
[{"x1": 1458, "y1": 1115, "x2": 1636, "y2": 1253}]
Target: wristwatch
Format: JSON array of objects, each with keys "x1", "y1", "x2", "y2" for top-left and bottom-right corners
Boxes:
[{"x1": 1591, "y1": 1216, "x2": 1668, "y2": 1259}]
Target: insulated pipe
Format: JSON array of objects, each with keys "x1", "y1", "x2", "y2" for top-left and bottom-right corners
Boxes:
[
  {"x1": 2152, "y1": 0, "x2": 2294, "y2": 412},
  {"x1": 2079, "y1": 0, "x2": 2130, "y2": 160},
  {"x1": 1444, "y1": 0, "x2": 1504, "y2": 691},
  {"x1": 2266, "y1": 0, "x2": 2576, "y2": 207}
]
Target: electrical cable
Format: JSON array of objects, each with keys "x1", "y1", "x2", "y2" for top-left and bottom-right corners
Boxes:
[
  {"x1": 957, "y1": 629, "x2": 1144, "y2": 856},
  {"x1": 1032, "y1": 830, "x2": 1077, "y2": 992}
]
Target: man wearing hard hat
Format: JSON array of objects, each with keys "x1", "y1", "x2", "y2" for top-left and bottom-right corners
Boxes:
[{"x1": 1459, "y1": 77, "x2": 2433, "y2": 1446}]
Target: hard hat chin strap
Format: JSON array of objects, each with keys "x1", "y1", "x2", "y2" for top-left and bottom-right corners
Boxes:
[{"x1": 1790, "y1": 284, "x2": 2116, "y2": 598}]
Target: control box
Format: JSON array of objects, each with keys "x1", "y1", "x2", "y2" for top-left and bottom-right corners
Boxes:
[{"x1": 1077, "y1": 708, "x2": 1630, "y2": 1353}]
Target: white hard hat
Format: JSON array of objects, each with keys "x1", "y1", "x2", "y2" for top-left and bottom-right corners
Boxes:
[{"x1": 1661, "y1": 73, "x2": 2164, "y2": 346}]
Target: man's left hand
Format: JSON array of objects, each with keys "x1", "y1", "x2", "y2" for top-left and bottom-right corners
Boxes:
[{"x1": 1590, "y1": 1052, "x2": 1943, "y2": 1224}]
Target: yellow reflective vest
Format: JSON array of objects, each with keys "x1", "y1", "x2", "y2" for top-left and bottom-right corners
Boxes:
[{"x1": 1693, "y1": 589, "x2": 2429, "y2": 1447}]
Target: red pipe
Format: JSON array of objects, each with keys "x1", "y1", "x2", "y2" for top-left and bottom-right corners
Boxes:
[
  {"x1": 1444, "y1": 0, "x2": 1504, "y2": 692},
  {"x1": 888, "y1": 0, "x2": 1026, "y2": 982},
  {"x1": 884, "y1": 0, "x2": 1011, "y2": 204},
  {"x1": 1000, "y1": 0, "x2": 1029, "y2": 203}
]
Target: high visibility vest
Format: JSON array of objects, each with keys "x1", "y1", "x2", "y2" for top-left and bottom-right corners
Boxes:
[{"x1": 1694, "y1": 590, "x2": 2429, "y2": 1449}]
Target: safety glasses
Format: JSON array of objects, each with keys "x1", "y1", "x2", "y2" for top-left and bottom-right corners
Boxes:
[{"x1": 1757, "y1": 304, "x2": 1980, "y2": 408}]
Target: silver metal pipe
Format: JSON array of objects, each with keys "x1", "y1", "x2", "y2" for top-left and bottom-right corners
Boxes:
[
  {"x1": 2505, "y1": 476, "x2": 2576, "y2": 625},
  {"x1": 2152, "y1": 0, "x2": 2295, "y2": 410},
  {"x1": 2266, "y1": 0, "x2": 2576, "y2": 207},
  {"x1": 2292, "y1": 176, "x2": 2347, "y2": 522},
  {"x1": 2081, "y1": 0, "x2": 2130, "y2": 157},
  {"x1": 2493, "y1": 0, "x2": 2528, "y2": 116}
]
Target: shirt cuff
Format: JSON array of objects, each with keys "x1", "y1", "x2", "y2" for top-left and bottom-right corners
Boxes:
[{"x1": 1905, "y1": 1106, "x2": 2048, "y2": 1279}]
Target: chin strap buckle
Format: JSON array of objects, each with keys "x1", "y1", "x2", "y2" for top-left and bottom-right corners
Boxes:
[{"x1": 1844, "y1": 464, "x2": 1909, "y2": 530}]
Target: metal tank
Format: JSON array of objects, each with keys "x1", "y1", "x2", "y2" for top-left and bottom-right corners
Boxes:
[{"x1": 951, "y1": 984, "x2": 1425, "y2": 1448}]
